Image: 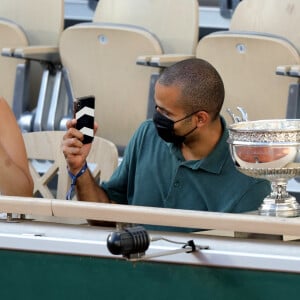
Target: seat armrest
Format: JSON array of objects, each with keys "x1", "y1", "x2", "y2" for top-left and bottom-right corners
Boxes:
[
  {"x1": 276, "y1": 65, "x2": 292, "y2": 76},
  {"x1": 136, "y1": 55, "x2": 153, "y2": 66},
  {"x1": 276, "y1": 64, "x2": 300, "y2": 78},
  {"x1": 289, "y1": 65, "x2": 300, "y2": 78},
  {"x1": 1, "y1": 47, "x2": 15, "y2": 57},
  {"x1": 3, "y1": 45, "x2": 60, "y2": 65},
  {"x1": 137, "y1": 54, "x2": 195, "y2": 68}
]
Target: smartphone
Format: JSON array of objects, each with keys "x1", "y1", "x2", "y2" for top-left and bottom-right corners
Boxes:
[{"x1": 74, "y1": 95, "x2": 95, "y2": 144}]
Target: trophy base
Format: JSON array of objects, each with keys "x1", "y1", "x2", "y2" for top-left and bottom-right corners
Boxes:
[{"x1": 259, "y1": 196, "x2": 300, "y2": 217}]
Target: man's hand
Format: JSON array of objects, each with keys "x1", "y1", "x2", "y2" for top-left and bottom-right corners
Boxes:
[{"x1": 61, "y1": 119, "x2": 98, "y2": 174}]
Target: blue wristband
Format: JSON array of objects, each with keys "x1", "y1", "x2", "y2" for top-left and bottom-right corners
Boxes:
[{"x1": 66, "y1": 162, "x2": 88, "y2": 200}]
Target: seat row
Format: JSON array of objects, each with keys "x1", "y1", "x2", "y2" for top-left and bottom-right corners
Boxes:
[
  {"x1": 1, "y1": 0, "x2": 300, "y2": 155},
  {"x1": 0, "y1": 0, "x2": 199, "y2": 155},
  {"x1": 138, "y1": 0, "x2": 300, "y2": 124}
]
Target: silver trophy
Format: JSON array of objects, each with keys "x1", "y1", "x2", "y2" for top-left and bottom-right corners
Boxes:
[{"x1": 227, "y1": 118, "x2": 300, "y2": 217}]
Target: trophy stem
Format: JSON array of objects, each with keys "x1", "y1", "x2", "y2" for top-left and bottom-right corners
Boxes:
[{"x1": 259, "y1": 180, "x2": 300, "y2": 217}]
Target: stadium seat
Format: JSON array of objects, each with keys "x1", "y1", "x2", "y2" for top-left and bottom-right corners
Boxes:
[
  {"x1": 230, "y1": 0, "x2": 300, "y2": 105},
  {"x1": 60, "y1": 23, "x2": 163, "y2": 154},
  {"x1": 196, "y1": 0, "x2": 300, "y2": 125},
  {"x1": 23, "y1": 131, "x2": 118, "y2": 200},
  {"x1": 197, "y1": 32, "x2": 300, "y2": 124},
  {"x1": 93, "y1": 0, "x2": 199, "y2": 67},
  {"x1": 0, "y1": 0, "x2": 66, "y2": 132},
  {"x1": 230, "y1": 0, "x2": 300, "y2": 49}
]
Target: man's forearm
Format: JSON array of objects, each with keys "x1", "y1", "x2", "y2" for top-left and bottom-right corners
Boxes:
[{"x1": 76, "y1": 169, "x2": 111, "y2": 203}]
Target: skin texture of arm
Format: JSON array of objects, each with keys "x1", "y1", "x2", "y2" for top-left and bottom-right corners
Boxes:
[
  {"x1": 0, "y1": 97, "x2": 33, "y2": 196},
  {"x1": 62, "y1": 119, "x2": 111, "y2": 203}
]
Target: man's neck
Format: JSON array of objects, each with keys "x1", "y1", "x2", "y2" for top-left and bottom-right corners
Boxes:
[{"x1": 181, "y1": 117, "x2": 223, "y2": 161}]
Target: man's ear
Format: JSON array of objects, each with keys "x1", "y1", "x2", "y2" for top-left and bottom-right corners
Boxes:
[{"x1": 195, "y1": 111, "x2": 209, "y2": 126}]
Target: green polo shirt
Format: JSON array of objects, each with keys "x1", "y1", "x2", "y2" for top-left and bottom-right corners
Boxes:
[{"x1": 101, "y1": 118, "x2": 271, "y2": 231}]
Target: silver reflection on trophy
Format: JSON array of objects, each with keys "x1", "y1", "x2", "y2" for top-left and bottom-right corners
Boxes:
[{"x1": 227, "y1": 119, "x2": 300, "y2": 217}]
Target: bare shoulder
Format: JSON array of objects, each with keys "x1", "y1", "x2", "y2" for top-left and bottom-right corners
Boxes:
[
  {"x1": 0, "y1": 96, "x2": 9, "y2": 107},
  {"x1": 0, "y1": 97, "x2": 13, "y2": 115},
  {"x1": 0, "y1": 97, "x2": 17, "y2": 121},
  {"x1": 0, "y1": 97, "x2": 20, "y2": 135}
]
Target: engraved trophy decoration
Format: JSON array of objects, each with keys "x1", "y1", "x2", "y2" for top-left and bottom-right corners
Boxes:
[{"x1": 227, "y1": 108, "x2": 300, "y2": 217}]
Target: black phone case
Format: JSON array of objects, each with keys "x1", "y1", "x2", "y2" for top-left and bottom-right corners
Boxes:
[{"x1": 74, "y1": 95, "x2": 95, "y2": 144}]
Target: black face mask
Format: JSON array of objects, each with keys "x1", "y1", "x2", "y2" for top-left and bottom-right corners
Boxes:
[{"x1": 153, "y1": 110, "x2": 198, "y2": 145}]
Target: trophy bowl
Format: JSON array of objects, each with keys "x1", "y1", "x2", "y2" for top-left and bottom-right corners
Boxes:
[{"x1": 227, "y1": 119, "x2": 300, "y2": 217}]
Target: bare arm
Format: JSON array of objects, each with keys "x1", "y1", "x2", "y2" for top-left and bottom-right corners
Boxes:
[
  {"x1": 62, "y1": 119, "x2": 111, "y2": 203},
  {"x1": 0, "y1": 98, "x2": 33, "y2": 196}
]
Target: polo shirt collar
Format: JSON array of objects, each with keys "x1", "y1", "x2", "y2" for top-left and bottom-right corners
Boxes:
[{"x1": 168, "y1": 117, "x2": 229, "y2": 174}]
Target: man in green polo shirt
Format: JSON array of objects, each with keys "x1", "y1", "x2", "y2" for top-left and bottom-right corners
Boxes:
[{"x1": 62, "y1": 58, "x2": 271, "y2": 231}]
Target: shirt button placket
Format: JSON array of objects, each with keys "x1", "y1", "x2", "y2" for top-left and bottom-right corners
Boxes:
[
  {"x1": 166, "y1": 173, "x2": 182, "y2": 207},
  {"x1": 174, "y1": 181, "x2": 180, "y2": 188}
]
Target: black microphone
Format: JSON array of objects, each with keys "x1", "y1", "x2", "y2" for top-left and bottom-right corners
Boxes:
[{"x1": 106, "y1": 226, "x2": 150, "y2": 259}]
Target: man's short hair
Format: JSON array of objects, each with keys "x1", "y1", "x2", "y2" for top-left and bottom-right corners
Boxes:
[{"x1": 158, "y1": 58, "x2": 225, "y2": 119}]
